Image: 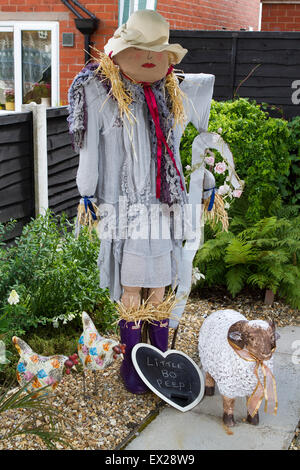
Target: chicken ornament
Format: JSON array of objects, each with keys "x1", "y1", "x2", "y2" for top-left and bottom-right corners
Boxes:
[
  {"x1": 12, "y1": 336, "x2": 78, "y2": 395},
  {"x1": 68, "y1": 10, "x2": 241, "y2": 395},
  {"x1": 78, "y1": 311, "x2": 125, "y2": 397}
]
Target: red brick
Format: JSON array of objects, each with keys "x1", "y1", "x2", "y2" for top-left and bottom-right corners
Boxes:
[{"x1": 1, "y1": 5, "x2": 17, "y2": 10}]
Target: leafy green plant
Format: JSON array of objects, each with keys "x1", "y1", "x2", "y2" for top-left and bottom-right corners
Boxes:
[
  {"x1": 180, "y1": 98, "x2": 292, "y2": 223},
  {"x1": 5, "y1": 89, "x2": 14, "y2": 103},
  {"x1": 278, "y1": 116, "x2": 300, "y2": 211},
  {"x1": 194, "y1": 216, "x2": 300, "y2": 309},
  {"x1": 0, "y1": 210, "x2": 117, "y2": 339},
  {"x1": 33, "y1": 82, "x2": 51, "y2": 98}
]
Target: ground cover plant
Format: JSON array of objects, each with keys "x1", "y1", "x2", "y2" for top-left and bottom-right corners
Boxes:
[{"x1": 0, "y1": 211, "x2": 118, "y2": 384}]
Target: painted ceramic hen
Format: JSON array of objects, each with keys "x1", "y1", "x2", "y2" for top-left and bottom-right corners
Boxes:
[
  {"x1": 78, "y1": 311, "x2": 125, "y2": 396},
  {"x1": 12, "y1": 336, "x2": 78, "y2": 395}
]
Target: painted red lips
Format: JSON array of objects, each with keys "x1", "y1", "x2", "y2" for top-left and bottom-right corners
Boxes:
[{"x1": 142, "y1": 63, "x2": 156, "y2": 68}]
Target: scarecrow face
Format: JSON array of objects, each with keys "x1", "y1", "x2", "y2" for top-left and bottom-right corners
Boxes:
[{"x1": 113, "y1": 47, "x2": 169, "y2": 84}]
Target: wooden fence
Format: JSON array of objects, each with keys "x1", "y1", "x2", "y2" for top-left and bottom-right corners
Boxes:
[
  {"x1": 0, "y1": 112, "x2": 34, "y2": 243},
  {"x1": 170, "y1": 30, "x2": 300, "y2": 120},
  {"x1": 0, "y1": 107, "x2": 79, "y2": 244},
  {"x1": 47, "y1": 107, "x2": 79, "y2": 220}
]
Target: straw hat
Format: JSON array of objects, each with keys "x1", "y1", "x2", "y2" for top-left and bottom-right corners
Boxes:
[{"x1": 104, "y1": 10, "x2": 188, "y2": 64}]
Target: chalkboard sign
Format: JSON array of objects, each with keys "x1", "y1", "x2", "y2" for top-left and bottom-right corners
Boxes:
[{"x1": 132, "y1": 344, "x2": 204, "y2": 412}]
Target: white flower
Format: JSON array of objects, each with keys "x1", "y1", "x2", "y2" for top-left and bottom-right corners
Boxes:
[
  {"x1": 185, "y1": 165, "x2": 191, "y2": 171},
  {"x1": 214, "y1": 162, "x2": 227, "y2": 174},
  {"x1": 217, "y1": 127, "x2": 223, "y2": 134},
  {"x1": 8, "y1": 290, "x2": 20, "y2": 305},
  {"x1": 233, "y1": 189, "x2": 243, "y2": 198},
  {"x1": 218, "y1": 184, "x2": 230, "y2": 196},
  {"x1": 205, "y1": 156, "x2": 215, "y2": 166},
  {"x1": 224, "y1": 202, "x2": 230, "y2": 210},
  {"x1": 192, "y1": 267, "x2": 205, "y2": 285}
]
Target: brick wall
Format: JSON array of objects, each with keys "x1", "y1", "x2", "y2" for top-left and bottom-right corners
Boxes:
[
  {"x1": 0, "y1": 0, "x2": 260, "y2": 104},
  {"x1": 157, "y1": 0, "x2": 261, "y2": 31},
  {"x1": 261, "y1": 2, "x2": 300, "y2": 31},
  {"x1": 0, "y1": 0, "x2": 118, "y2": 105}
]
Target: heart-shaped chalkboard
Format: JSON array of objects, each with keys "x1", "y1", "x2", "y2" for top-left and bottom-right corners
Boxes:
[{"x1": 132, "y1": 344, "x2": 204, "y2": 412}]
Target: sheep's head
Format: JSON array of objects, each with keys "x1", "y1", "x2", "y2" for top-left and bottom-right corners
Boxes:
[{"x1": 228, "y1": 319, "x2": 280, "y2": 362}]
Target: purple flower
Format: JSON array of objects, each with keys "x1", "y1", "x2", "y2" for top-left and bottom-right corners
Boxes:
[{"x1": 24, "y1": 371, "x2": 34, "y2": 381}]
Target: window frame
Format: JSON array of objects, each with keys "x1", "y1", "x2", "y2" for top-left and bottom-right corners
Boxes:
[
  {"x1": 0, "y1": 21, "x2": 59, "y2": 113},
  {"x1": 119, "y1": 0, "x2": 157, "y2": 26}
]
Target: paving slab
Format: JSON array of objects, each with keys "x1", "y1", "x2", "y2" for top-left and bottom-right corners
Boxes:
[{"x1": 125, "y1": 326, "x2": 300, "y2": 450}]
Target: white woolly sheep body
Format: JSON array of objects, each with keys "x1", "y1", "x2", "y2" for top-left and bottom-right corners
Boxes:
[{"x1": 198, "y1": 309, "x2": 273, "y2": 399}]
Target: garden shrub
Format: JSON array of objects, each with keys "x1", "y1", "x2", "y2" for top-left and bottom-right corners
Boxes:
[
  {"x1": 278, "y1": 116, "x2": 300, "y2": 212},
  {"x1": 0, "y1": 211, "x2": 118, "y2": 340},
  {"x1": 180, "y1": 98, "x2": 292, "y2": 223},
  {"x1": 193, "y1": 216, "x2": 300, "y2": 309}
]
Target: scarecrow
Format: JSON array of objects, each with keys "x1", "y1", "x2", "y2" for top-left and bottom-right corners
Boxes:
[{"x1": 68, "y1": 10, "x2": 218, "y2": 394}]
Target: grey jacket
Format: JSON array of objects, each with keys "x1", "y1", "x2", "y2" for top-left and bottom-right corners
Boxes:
[{"x1": 73, "y1": 72, "x2": 215, "y2": 301}]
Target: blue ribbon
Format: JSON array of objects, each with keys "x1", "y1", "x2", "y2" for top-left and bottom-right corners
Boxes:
[
  {"x1": 83, "y1": 196, "x2": 97, "y2": 221},
  {"x1": 204, "y1": 187, "x2": 216, "y2": 212}
]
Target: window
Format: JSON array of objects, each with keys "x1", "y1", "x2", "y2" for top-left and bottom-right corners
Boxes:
[
  {"x1": 119, "y1": 0, "x2": 157, "y2": 26},
  {"x1": 0, "y1": 22, "x2": 59, "y2": 112}
]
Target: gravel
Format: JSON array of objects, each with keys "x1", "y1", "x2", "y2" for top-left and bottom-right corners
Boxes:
[{"x1": 0, "y1": 288, "x2": 299, "y2": 450}]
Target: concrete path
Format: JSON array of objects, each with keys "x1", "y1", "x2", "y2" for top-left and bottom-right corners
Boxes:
[{"x1": 125, "y1": 326, "x2": 300, "y2": 450}]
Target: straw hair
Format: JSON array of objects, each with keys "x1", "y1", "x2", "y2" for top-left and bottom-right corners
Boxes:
[
  {"x1": 76, "y1": 201, "x2": 99, "y2": 235},
  {"x1": 204, "y1": 193, "x2": 229, "y2": 232},
  {"x1": 115, "y1": 289, "x2": 179, "y2": 324},
  {"x1": 90, "y1": 49, "x2": 136, "y2": 125},
  {"x1": 89, "y1": 48, "x2": 186, "y2": 128},
  {"x1": 165, "y1": 55, "x2": 187, "y2": 129}
]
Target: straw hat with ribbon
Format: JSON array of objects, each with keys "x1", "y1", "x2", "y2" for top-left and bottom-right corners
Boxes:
[{"x1": 104, "y1": 9, "x2": 188, "y2": 64}]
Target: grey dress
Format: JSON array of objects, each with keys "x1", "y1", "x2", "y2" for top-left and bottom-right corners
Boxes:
[{"x1": 74, "y1": 72, "x2": 215, "y2": 301}]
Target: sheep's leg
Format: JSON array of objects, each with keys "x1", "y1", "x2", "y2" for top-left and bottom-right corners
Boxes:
[
  {"x1": 222, "y1": 396, "x2": 236, "y2": 427},
  {"x1": 246, "y1": 396, "x2": 259, "y2": 425},
  {"x1": 205, "y1": 372, "x2": 215, "y2": 396}
]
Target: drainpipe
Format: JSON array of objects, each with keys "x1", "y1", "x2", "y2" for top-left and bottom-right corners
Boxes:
[{"x1": 61, "y1": 0, "x2": 99, "y2": 64}]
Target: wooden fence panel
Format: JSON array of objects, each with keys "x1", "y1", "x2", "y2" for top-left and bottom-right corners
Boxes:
[
  {"x1": 0, "y1": 112, "x2": 34, "y2": 244},
  {"x1": 170, "y1": 30, "x2": 300, "y2": 119},
  {"x1": 47, "y1": 107, "x2": 79, "y2": 221}
]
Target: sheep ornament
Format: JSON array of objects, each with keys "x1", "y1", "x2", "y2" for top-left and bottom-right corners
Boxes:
[{"x1": 198, "y1": 309, "x2": 279, "y2": 427}]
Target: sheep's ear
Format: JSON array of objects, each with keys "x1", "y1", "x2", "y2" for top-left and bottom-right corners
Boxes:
[
  {"x1": 268, "y1": 319, "x2": 276, "y2": 330},
  {"x1": 228, "y1": 331, "x2": 243, "y2": 342},
  {"x1": 228, "y1": 321, "x2": 246, "y2": 349},
  {"x1": 268, "y1": 320, "x2": 280, "y2": 340}
]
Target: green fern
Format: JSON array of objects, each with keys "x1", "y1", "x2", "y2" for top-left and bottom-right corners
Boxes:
[
  {"x1": 194, "y1": 216, "x2": 300, "y2": 309},
  {"x1": 226, "y1": 265, "x2": 249, "y2": 297}
]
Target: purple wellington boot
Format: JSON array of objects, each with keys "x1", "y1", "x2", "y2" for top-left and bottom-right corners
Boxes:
[
  {"x1": 118, "y1": 319, "x2": 149, "y2": 394},
  {"x1": 148, "y1": 319, "x2": 169, "y2": 352}
]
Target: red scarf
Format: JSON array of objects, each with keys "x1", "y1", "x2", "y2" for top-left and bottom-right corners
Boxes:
[{"x1": 116, "y1": 62, "x2": 184, "y2": 200}]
